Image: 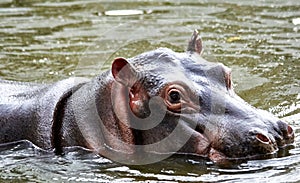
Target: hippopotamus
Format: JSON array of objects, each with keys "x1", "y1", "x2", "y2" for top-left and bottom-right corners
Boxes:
[{"x1": 0, "y1": 30, "x2": 294, "y2": 164}]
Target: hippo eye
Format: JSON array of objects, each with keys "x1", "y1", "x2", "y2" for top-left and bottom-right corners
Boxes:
[
  {"x1": 168, "y1": 90, "x2": 181, "y2": 104},
  {"x1": 164, "y1": 85, "x2": 187, "y2": 112}
]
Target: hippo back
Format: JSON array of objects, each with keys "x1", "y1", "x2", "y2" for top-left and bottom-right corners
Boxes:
[
  {"x1": 0, "y1": 78, "x2": 89, "y2": 149},
  {"x1": 0, "y1": 79, "x2": 47, "y2": 103}
]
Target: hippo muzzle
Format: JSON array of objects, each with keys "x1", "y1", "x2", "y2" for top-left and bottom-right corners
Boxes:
[
  {"x1": 193, "y1": 92, "x2": 295, "y2": 161},
  {"x1": 211, "y1": 73, "x2": 294, "y2": 160}
]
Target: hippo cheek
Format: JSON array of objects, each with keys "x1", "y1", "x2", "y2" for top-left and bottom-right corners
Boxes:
[
  {"x1": 176, "y1": 133, "x2": 213, "y2": 160},
  {"x1": 194, "y1": 135, "x2": 228, "y2": 162},
  {"x1": 179, "y1": 131, "x2": 228, "y2": 162},
  {"x1": 175, "y1": 115, "x2": 227, "y2": 161}
]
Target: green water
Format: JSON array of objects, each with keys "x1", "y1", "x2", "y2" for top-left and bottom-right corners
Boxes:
[{"x1": 0, "y1": 0, "x2": 299, "y2": 182}]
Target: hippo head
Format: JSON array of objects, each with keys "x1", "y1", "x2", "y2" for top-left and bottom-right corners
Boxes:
[{"x1": 109, "y1": 30, "x2": 294, "y2": 163}]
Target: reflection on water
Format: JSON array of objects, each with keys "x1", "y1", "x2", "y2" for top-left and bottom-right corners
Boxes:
[{"x1": 0, "y1": 0, "x2": 299, "y2": 182}]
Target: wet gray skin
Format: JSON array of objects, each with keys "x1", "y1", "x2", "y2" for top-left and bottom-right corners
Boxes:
[{"x1": 0, "y1": 31, "x2": 294, "y2": 163}]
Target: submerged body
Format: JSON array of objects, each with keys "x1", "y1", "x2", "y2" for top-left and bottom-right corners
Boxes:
[{"x1": 0, "y1": 31, "x2": 294, "y2": 163}]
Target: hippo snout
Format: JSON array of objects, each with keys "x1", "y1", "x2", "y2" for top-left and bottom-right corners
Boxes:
[
  {"x1": 251, "y1": 120, "x2": 294, "y2": 151},
  {"x1": 193, "y1": 83, "x2": 296, "y2": 161},
  {"x1": 252, "y1": 120, "x2": 294, "y2": 148},
  {"x1": 210, "y1": 119, "x2": 295, "y2": 160}
]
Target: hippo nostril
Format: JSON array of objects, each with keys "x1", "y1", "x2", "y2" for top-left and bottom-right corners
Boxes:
[
  {"x1": 256, "y1": 133, "x2": 271, "y2": 144},
  {"x1": 277, "y1": 121, "x2": 294, "y2": 140},
  {"x1": 287, "y1": 125, "x2": 294, "y2": 136}
]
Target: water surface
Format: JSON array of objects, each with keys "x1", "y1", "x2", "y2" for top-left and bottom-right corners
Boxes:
[{"x1": 0, "y1": 0, "x2": 299, "y2": 182}]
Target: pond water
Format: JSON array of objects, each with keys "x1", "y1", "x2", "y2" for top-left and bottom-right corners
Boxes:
[{"x1": 0, "y1": 0, "x2": 299, "y2": 182}]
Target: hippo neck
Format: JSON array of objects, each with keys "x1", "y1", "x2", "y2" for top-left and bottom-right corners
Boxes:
[
  {"x1": 60, "y1": 71, "x2": 135, "y2": 156},
  {"x1": 95, "y1": 72, "x2": 136, "y2": 151}
]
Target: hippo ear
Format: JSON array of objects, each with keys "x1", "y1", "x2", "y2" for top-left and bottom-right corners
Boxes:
[
  {"x1": 112, "y1": 57, "x2": 138, "y2": 86},
  {"x1": 187, "y1": 29, "x2": 203, "y2": 55}
]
